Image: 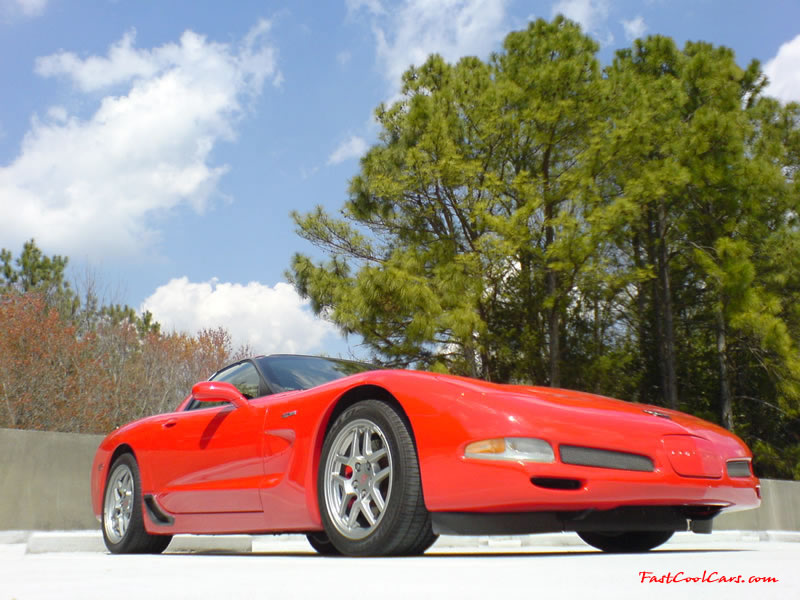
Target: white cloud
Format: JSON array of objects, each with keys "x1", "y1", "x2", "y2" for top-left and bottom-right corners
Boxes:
[
  {"x1": 141, "y1": 277, "x2": 338, "y2": 354},
  {"x1": 351, "y1": 0, "x2": 510, "y2": 99},
  {"x1": 0, "y1": 21, "x2": 277, "y2": 259},
  {"x1": 328, "y1": 135, "x2": 368, "y2": 165},
  {"x1": 621, "y1": 15, "x2": 646, "y2": 41},
  {"x1": 2, "y1": 0, "x2": 47, "y2": 18},
  {"x1": 764, "y1": 34, "x2": 800, "y2": 103},
  {"x1": 35, "y1": 30, "x2": 160, "y2": 91},
  {"x1": 551, "y1": 0, "x2": 609, "y2": 35}
]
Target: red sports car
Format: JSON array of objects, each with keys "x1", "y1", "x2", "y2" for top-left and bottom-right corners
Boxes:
[{"x1": 91, "y1": 354, "x2": 760, "y2": 556}]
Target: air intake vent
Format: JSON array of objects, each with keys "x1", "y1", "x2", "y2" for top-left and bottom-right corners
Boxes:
[
  {"x1": 560, "y1": 445, "x2": 654, "y2": 472},
  {"x1": 531, "y1": 477, "x2": 582, "y2": 490},
  {"x1": 726, "y1": 460, "x2": 752, "y2": 478}
]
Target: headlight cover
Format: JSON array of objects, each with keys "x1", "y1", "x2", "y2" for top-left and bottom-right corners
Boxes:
[{"x1": 465, "y1": 437, "x2": 555, "y2": 463}]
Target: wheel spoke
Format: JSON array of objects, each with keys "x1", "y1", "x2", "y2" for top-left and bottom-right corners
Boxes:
[
  {"x1": 361, "y1": 500, "x2": 376, "y2": 526},
  {"x1": 350, "y1": 428, "x2": 360, "y2": 457},
  {"x1": 370, "y1": 487, "x2": 386, "y2": 512},
  {"x1": 337, "y1": 493, "x2": 351, "y2": 519},
  {"x1": 347, "y1": 501, "x2": 361, "y2": 527},
  {"x1": 362, "y1": 428, "x2": 373, "y2": 457},
  {"x1": 367, "y1": 447, "x2": 387, "y2": 462},
  {"x1": 374, "y1": 466, "x2": 391, "y2": 484}
]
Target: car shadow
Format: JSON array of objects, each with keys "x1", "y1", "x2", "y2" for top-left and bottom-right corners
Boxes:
[{"x1": 162, "y1": 547, "x2": 749, "y2": 559}]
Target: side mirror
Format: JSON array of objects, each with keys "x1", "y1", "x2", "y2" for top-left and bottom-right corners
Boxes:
[{"x1": 191, "y1": 381, "x2": 249, "y2": 409}]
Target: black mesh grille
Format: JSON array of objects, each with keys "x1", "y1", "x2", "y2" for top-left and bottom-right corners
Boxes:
[
  {"x1": 559, "y1": 445, "x2": 654, "y2": 472},
  {"x1": 726, "y1": 460, "x2": 751, "y2": 478}
]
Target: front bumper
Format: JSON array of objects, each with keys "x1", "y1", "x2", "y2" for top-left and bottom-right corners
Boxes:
[{"x1": 420, "y1": 448, "x2": 761, "y2": 514}]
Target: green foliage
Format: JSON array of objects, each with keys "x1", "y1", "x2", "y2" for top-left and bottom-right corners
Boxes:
[
  {"x1": 289, "y1": 18, "x2": 800, "y2": 479},
  {"x1": 102, "y1": 304, "x2": 162, "y2": 337},
  {"x1": 291, "y1": 18, "x2": 607, "y2": 382},
  {"x1": 1, "y1": 239, "x2": 69, "y2": 294},
  {"x1": 1, "y1": 239, "x2": 78, "y2": 317}
]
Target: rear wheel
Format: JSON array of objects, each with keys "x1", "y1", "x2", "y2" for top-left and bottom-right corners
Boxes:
[
  {"x1": 318, "y1": 400, "x2": 433, "y2": 556},
  {"x1": 102, "y1": 453, "x2": 172, "y2": 554},
  {"x1": 577, "y1": 530, "x2": 674, "y2": 553}
]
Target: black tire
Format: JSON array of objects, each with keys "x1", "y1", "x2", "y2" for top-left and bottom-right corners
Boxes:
[
  {"x1": 404, "y1": 524, "x2": 439, "y2": 555},
  {"x1": 577, "y1": 530, "x2": 674, "y2": 553},
  {"x1": 306, "y1": 531, "x2": 341, "y2": 555},
  {"x1": 102, "y1": 453, "x2": 173, "y2": 554},
  {"x1": 318, "y1": 400, "x2": 433, "y2": 556}
]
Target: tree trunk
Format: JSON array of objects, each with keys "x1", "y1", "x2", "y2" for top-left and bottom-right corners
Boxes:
[
  {"x1": 656, "y1": 202, "x2": 678, "y2": 409},
  {"x1": 542, "y1": 143, "x2": 560, "y2": 388},
  {"x1": 632, "y1": 234, "x2": 651, "y2": 403},
  {"x1": 715, "y1": 308, "x2": 734, "y2": 430},
  {"x1": 546, "y1": 220, "x2": 560, "y2": 388}
]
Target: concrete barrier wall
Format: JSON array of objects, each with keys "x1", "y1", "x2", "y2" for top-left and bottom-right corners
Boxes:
[
  {"x1": 715, "y1": 478, "x2": 800, "y2": 531},
  {"x1": 1, "y1": 427, "x2": 799, "y2": 531},
  {"x1": 0, "y1": 428, "x2": 104, "y2": 530}
]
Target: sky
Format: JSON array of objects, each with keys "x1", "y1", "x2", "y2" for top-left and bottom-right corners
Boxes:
[{"x1": 1, "y1": 0, "x2": 799, "y2": 359}]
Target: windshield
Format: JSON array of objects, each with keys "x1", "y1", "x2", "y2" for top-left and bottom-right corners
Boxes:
[{"x1": 255, "y1": 355, "x2": 375, "y2": 392}]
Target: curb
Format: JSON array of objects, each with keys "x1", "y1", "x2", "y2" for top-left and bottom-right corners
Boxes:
[{"x1": 5, "y1": 529, "x2": 800, "y2": 554}]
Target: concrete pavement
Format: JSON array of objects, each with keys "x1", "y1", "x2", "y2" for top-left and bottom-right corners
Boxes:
[{"x1": 1, "y1": 531, "x2": 798, "y2": 600}]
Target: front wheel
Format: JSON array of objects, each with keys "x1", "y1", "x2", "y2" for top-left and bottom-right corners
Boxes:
[
  {"x1": 102, "y1": 453, "x2": 172, "y2": 554},
  {"x1": 318, "y1": 400, "x2": 433, "y2": 556},
  {"x1": 577, "y1": 530, "x2": 674, "y2": 553},
  {"x1": 305, "y1": 531, "x2": 341, "y2": 555}
]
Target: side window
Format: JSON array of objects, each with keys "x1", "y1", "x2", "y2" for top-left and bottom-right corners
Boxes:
[
  {"x1": 215, "y1": 362, "x2": 261, "y2": 399},
  {"x1": 185, "y1": 361, "x2": 263, "y2": 411}
]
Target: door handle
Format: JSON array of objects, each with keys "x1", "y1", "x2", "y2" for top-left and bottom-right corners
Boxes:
[{"x1": 162, "y1": 419, "x2": 177, "y2": 429}]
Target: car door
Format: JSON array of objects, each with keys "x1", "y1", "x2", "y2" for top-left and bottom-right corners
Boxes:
[{"x1": 147, "y1": 361, "x2": 267, "y2": 514}]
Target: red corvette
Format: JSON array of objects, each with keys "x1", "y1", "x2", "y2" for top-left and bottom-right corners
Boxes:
[{"x1": 91, "y1": 354, "x2": 760, "y2": 556}]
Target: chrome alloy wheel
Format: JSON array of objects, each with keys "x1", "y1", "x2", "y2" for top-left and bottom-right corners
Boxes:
[
  {"x1": 103, "y1": 463, "x2": 135, "y2": 544},
  {"x1": 323, "y1": 418, "x2": 393, "y2": 540}
]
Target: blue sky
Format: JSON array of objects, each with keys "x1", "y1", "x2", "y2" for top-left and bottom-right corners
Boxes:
[{"x1": 1, "y1": 0, "x2": 799, "y2": 359}]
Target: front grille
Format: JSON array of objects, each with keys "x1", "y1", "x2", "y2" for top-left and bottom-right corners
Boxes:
[
  {"x1": 726, "y1": 460, "x2": 752, "y2": 478},
  {"x1": 559, "y1": 445, "x2": 654, "y2": 472}
]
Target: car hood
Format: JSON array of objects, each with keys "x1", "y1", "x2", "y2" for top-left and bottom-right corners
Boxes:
[{"x1": 431, "y1": 372, "x2": 738, "y2": 443}]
